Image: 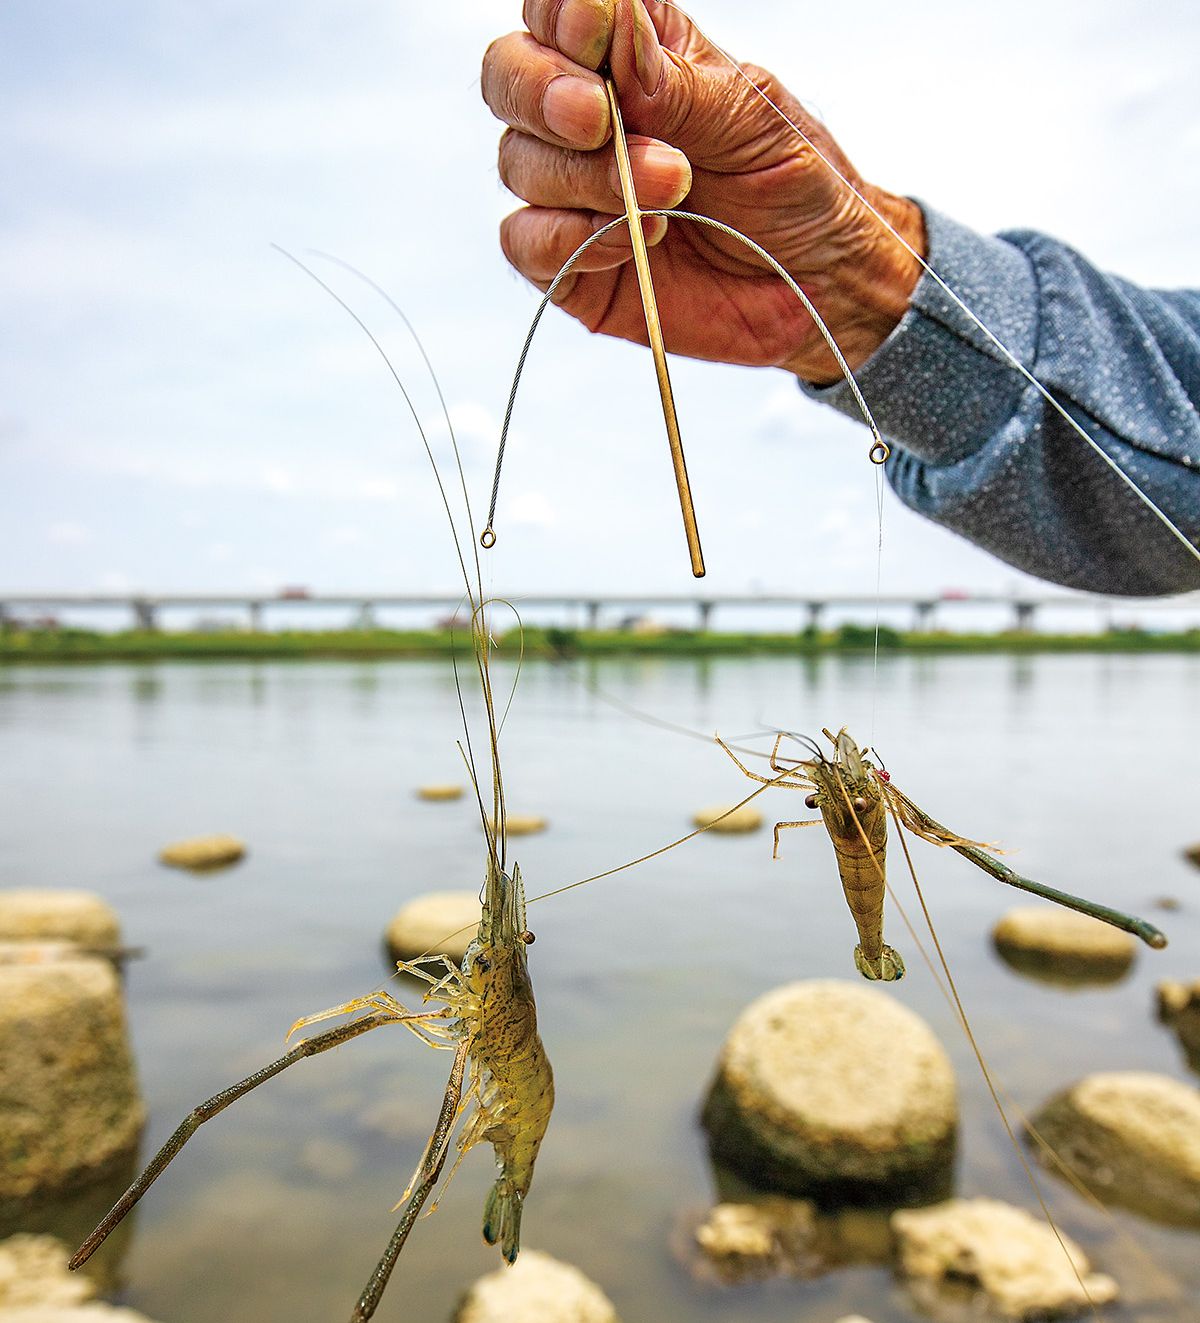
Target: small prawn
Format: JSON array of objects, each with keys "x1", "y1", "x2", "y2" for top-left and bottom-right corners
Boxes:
[{"x1": 719, "y1": 726, "x2": 1166, "y2": 981}]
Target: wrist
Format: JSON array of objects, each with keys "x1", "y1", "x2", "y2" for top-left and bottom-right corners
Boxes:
[{"x1": 783, "y1": 192, "x2": 926, "y2": 386}]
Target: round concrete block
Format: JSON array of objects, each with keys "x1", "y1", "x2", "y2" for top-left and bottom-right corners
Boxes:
[
  {"x1": 416, "y1": 785, "x2": 464, "y2": 802},
  {"x1": 692, "y1": 804, "x2": 763, "y2": 833},
  {"x1": 158, "y1": 835, "x2": 245, "y2": 871},
  {"x1": 0, "y1": 892, "x2": 119, "y2": 949},
  {"x1": 454, "y1": 1249, "x2": 618, "y2": 1323},
  {"x1": 0, "y1": 959, "x2": 144, "y2": 1201},
  {"x1": 1029, "y1": 1071, "x2": 1200, "y2": 1225},
  {"x1": 385, "y1": 891, "x2": 481, "y2": 967},
  {"x1": 702, "y1": 980, "x2": 957, "y2": 1201},
  {"x1": 992, "y1": 906, "x2": 1134, "y2": 983}
]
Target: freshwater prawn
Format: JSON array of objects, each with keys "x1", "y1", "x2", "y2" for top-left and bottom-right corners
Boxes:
[
  {"x1": 69, "y1": 266, "x2": 554, "y2": 1321},
  {"x1": 718, "y1": 726, "x2": 1167, "y2": 982}
]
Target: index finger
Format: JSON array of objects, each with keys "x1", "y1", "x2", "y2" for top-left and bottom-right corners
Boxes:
[
  {"x1": 521, "y1": 0, "x2": 615, "y2": 71},
  {"x1": 482, "y1": 32, "x2": 610, "y2": 151}
]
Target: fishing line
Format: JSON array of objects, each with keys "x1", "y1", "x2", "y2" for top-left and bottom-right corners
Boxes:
[
  {"x1": 653, "y1": 0, "x2": 1200, "y2": 569},
  {"x1": 870, "y1": 461, "x2": 885, "y2": 745},
  {"x1": 881, "y1": 796, "x2": 1104, "y2": 1315}
]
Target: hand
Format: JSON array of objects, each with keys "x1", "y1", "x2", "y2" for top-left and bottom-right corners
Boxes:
[{"x1": 481, "y1": 0, "x2": 925, "y2": 385}]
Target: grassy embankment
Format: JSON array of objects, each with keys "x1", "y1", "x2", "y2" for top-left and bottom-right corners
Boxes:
[{"x1": 2, "y1": 623, "x2": 1199, "y2": 662}]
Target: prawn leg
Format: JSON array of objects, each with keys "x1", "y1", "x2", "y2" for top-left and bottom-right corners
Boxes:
[
  {"x1": 771, "y1": 818, "x2": 823, "y2": 859},
  {"x1": 350, "y1": 1042, "x2": 469, "y2": 1323},
  {"x1": 70, "y1": 1005, "x2": 445, "y2": 1271},
  {"x1": 888, "y1": 787, "x2": 1168, "y2": 949}
]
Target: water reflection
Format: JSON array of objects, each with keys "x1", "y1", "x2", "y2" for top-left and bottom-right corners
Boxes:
[
  {"x1": 0, "y1": 655, "x2": 1197, "y2": 1323},
  {"x1": 129, "y1": 671, "x2": 162, "y2": 705},
  {"x1": 0, "y1": 1154, "x2": 141, "y2": 1297}
]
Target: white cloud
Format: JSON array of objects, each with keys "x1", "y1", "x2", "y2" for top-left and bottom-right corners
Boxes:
[
  {"x1": 322, "y1": 526, "x2": 364, "y2": 547},
  {"x1": 357, "y1": 477, "x2": 399, "y2": 502},
  {"x1": 46, "y1": 520, "x2": 89, "y2": 544},
  {"x1": 260, "y1": 465, "x2": 295, "y2": 495}
]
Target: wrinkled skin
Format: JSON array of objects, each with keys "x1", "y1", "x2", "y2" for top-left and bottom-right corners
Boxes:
[{"x1": 482, "y1": 0, "x2": 925, "y2": 384}]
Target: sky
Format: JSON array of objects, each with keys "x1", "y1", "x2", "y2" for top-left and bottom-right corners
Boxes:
[{"x1": 2, "y1": 0, "x2": 1199, "y2": 627}]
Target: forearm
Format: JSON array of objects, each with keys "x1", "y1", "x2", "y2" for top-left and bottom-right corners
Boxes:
[{"x1": 800, "y1": 206, "x2": 1200, "y2": 596}]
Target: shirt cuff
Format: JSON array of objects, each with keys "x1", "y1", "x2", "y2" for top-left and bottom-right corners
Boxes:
[{"x1": 797, "y1": 205, "x2": 1041, "y2": 466}]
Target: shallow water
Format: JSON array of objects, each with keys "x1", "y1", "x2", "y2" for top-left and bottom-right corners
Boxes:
[{"x1": 1, "y1": 653, "x2": 1198, "y2": 1322}]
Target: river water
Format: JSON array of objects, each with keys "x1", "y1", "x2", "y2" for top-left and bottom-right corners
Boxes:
[{"x1": 1, "y1": 653, "x2": 1198, "y2": 1322}]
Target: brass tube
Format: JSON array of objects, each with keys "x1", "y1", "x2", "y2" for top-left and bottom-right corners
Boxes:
[{"x1": 604, "y1": 77, "x2": 705, "y2": 578}]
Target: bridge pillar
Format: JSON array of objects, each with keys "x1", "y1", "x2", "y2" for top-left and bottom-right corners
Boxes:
[
  {"x1": 0, "y1": 602, "x2": 8, "y2": 632},
  {"x1": 1012, "y1": 600, "x2": 1036, "y2": 632},
  {"x1": 913, "y1": 600, "x2": 935, "y2": 632},
  {"x1": 132, "y1": 598, "x2": 158, "y2": 632},
  {"x1": 697, "y1": 600, "x2": 714, "y2": 632},
  {"x1": 248, "y1": 602, "x2": 263, "y2": 633},
  {"x1": 804, "y1": 601, "x2": 824, "y2": 632},
  {"x1": 585, "y1": 601, "x2": 600, "y2": 631},
  {"x1": 355, "y1": 601, "x2": 377, "y2": 630}
]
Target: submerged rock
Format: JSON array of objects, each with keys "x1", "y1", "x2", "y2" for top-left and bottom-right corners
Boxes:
[
  {"x1": 1028, "y1": 1071, "x2": 1200, "y2": 1225},
  {"x1": 415, "y1": 784, "x2": 464, "y2": 801},
  {"x1": 0, "y1": 892, "x2": 119, "y2": 949},
  {"x1": 692, "y1": 803, "x2": 763, "y2": 833},
  {"x1": 0, "y1": 958, "x2": 144, "y2": 1201},
  {"x1": 690, "y1": 1198, "x2": 819, "y2": 1284},
  {"x1": 384, "y1": 892, "x2": 480, "y2": 967},
  {"x1": 454, "y1": 1249, "x2": 618, "y2": 1323},
  {"x1": 485, "y1": 814, "x2": 547, "y2": 837},
  {"x1": 158, "y1": 834, "x2": 245, "y2": 871},
  {"x1": 893, "y1": 1197, "x2": 1117, "y2": 1319},
  {"x1": 992, "y1": 906, "x2": 1135, "y2": 983},
  {"x1": 1157, "y1": 979, "x2": 1200, "y2": 1072},
  {"x1": 0, "y1": 1234, "x2": 95, "y2": 1309},
  {"x1": 702, "y1": 980, "x2": 957, "y2": 1201}
]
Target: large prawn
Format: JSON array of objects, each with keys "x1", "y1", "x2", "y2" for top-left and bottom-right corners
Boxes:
[{"x1": 69, "y1": 261, "x2": 554, "y2": 1321}]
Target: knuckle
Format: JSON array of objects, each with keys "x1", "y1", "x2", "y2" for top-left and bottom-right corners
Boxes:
[
  {"x1": 498, "y1": 209, "x2": 537, "y2": 275},
  {"x1": 496, "y1": 129, "x2": 520, "y2": 185},
  {"x1": 480, "y1": 33, "x2": 540, "y2": 126},
  {"x1": 521, "y1": 0, "x2": 565, "y2": 47},
  {"x1": 736, "y1": 61, "x2": 783, "y2": 101}
]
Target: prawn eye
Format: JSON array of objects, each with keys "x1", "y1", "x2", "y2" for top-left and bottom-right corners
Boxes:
[
  {"x1": 804, "y1": 793, "x2": 819, "y2": 809},
  {"x1": 474, "y1": 955, "x2": 491, "y2": 973},
  {"x1": 853, "y1": 796, "x2": 868, "y2": 812},
  {"x1": 520, "y1": 930, "x2": 536, "y2": 945}
]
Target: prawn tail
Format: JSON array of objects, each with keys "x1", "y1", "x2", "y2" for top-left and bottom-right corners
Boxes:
[
  {"x1": 482, "y1": 1179, "x2": 523, "y2": 1264},
  {"x1": 854, "y1": 942, "x2": 906, "y2": 982}
]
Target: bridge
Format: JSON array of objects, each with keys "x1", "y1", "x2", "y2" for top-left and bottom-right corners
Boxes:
[{"x1": 2, "y1": 590, "x2": 1197, "y2": 634}]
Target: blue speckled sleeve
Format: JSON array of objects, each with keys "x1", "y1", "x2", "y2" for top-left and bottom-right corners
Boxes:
[{"x1": 799, "y1": 207, "x2": 1200, "y2": 596}]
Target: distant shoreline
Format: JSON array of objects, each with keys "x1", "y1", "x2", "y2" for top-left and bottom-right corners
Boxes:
[{"x1": 2, "y1": 625, "x2": 1199, "y2": 662}]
